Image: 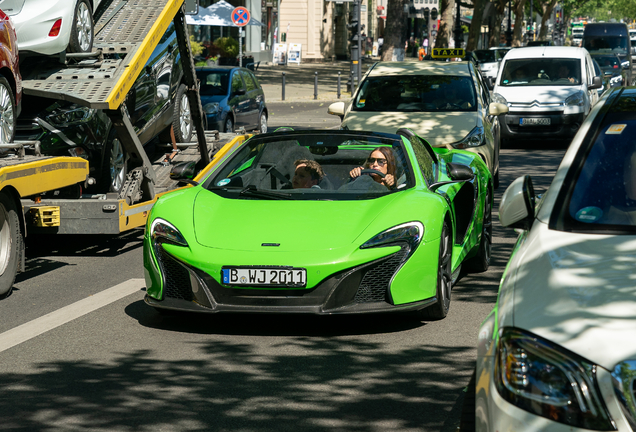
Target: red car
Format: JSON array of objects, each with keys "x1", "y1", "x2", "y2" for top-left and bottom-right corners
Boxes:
[{"x1": 0, "y1": 8, "x2": 21, "y2": 143}]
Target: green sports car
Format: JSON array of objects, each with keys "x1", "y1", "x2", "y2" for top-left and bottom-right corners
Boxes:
[{"x1": 143, "y1": 129, "x2": 492, "y2": 319}]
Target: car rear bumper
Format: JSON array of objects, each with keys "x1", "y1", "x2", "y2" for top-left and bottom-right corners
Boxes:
[{"x1": 498, "y1": 112, "x2": 586, "y2": 140}]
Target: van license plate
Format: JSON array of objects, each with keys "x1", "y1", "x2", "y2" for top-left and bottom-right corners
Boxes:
[{"x1": 520, "y1": 117, "x2": 550, "y2": 126}]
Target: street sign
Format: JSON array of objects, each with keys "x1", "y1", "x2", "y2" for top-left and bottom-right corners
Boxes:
[{"x1": 231, "y1": 6, "x2": 250, "y2": 27}]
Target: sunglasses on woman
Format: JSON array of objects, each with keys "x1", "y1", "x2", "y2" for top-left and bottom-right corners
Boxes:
[{"x1": 367, "y1": 157, "x2": 387, "y2": 166}]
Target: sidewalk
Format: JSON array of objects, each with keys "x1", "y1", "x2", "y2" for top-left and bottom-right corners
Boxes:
[{"x1": 253, "y1": 58, "x2": 399, "y2": 103}]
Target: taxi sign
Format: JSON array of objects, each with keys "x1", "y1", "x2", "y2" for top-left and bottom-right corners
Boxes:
[
  {"x1": 231, "y1": 7, "x2": 250, "y2": 27},
  {"x1": 431, "y1": 48, "x2": 466, "y2": 59}
]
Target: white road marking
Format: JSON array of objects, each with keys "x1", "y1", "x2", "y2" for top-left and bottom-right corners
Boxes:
[{"x1": 0, "y1": 279, "x2": 145, "y2": 354}]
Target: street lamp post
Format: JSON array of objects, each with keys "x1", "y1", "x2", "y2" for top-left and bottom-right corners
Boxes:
[{"x1": 506, "y1": 0, "x2": 513, "y2": 47}]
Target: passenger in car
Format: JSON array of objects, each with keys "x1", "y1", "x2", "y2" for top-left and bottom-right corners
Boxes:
[
  {"x1": 349, "y1": 147, "x2": 396, "y2": 189},
  {"x1": 556, "y1": 64, "x2": 578, "y2": 84},
  {"x1": 292, "y1": 159, "x2": 324, "y2": 189}
]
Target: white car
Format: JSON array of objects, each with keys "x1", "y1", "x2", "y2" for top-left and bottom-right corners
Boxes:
[
  {"x1": 327, "y1": 60, "x2": 508, "y2": 187},
  {"x1": 474, "y1": 47, "x2": 510, "y2": 80},
  {"x1": 0, "y1": 0, "x2": 101, "y2": 55},
  {"x1": 474, "y1": 86, "x2": 636, "y2": 431},
  {"x1": 492, "y1": 46, "x2": 602, "y2": 145}
]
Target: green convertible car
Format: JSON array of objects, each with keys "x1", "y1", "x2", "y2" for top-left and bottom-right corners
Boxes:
[{"x1": 143, "y1": 129, "x2": 492, "y2": 319}]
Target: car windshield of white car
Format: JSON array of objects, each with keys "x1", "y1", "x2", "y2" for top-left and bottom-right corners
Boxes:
[
  {"x1": 197, "y1": 70, "x2": 230, "y2": 96},
  {"x1": 500, "y1": 58, "x2": 581, "y2": 86},
  {"x1": 566, "y1": 114, "x2": 636, "y2": 230},
  {"x1": 352, "y1": 75, "x2": 477, "y2": 112},
  {"x1": 204, "y1": 132, "x2": 416, "y2": 200}
]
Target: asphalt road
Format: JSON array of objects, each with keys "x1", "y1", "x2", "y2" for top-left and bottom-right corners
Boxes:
[{"x1": 0, "y1": 109, "x2": 568, "y2": 431}]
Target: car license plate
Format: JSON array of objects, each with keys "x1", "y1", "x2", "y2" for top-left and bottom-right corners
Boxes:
[
  {"x1": 222, "y1": 267, "x2": 307, "y2": 287},
  {"x1": 520, "y1": 117, "x2": 551, "y2": 126}
]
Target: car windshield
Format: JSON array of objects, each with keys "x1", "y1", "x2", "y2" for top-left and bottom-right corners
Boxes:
[
  {"x1": 353, "y1": 75, "x2": 477, "y2": 112},
  {"x1": 474, "y1": 50, "x2": 496, "y2": 63},
  {"x1": 204, "y1": 132, "x2": 415, "y2": 200},
  {"x1": 567, "y1": 115, "x2": 636, "y2": 229},
  {"x1": 197, "y1": 70, "x2": 230, "y2": 96},
  {"x1": 594, "y1": 55, "x2": 620, "y2": 69},
  {"x1": 499, "y1": 58, "x2": 581, "y2": 86},
  {"x1": 584, "y1": 36, "x2": 628, "y2": 54}
]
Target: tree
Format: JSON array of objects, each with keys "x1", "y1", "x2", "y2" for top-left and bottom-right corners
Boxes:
[
  {"x1": 537, "y1": 0, "x2": 558, "y2": 40},
  {"x1": 488, "y1": 0, "x2": 507, "y2": 48},
  {"x1": 512, "y1": 0, "x2": 527, "y2": 47},
  {"x1": 434, "y1": 0, "x2": 453, "y2": 48},
  {"x1": 466, "y1": 0, "x2": 488, "y2": 50},
  {"x1": 381, "y1": 0, "x2": 408, "y2": 61}
]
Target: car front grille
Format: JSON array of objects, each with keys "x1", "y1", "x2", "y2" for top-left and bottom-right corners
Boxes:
[
  {"x1": 354, "y1": 245, "x2": 410, "y2": 304},
  {"x1": 15, "y1": 120, "x2": 45, "y2": 141},
  {"x1": 155, "y1": 245, "x2": 193, "y2": 301}
]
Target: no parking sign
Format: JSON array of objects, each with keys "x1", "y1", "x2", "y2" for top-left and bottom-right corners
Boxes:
[{"x1": 231, "y1": 7, "x2": 250, "y2": 27}]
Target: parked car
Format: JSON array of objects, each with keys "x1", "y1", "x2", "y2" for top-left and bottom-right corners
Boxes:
[
  {"x1": 196, "y1": 66, "x2": 267, "y2": 133},
  {"x1": 144, "y1": 129, "x2": 492, "y2": 318},
  {"x1": 474, "y1": 86, "x2": 636, "y2": 431},
  {"x1": 327, "y1": 60, "x2": 507, "y2": 188},
  {"x1": 492, "y1": 46, "x2": 602, "y2": 144},
  {"x1": 1, "y1": 0, "x2": 102, "y2": 57},
  {"x1": 0, "y1": 7, "x2": 22, "y2": 143},
  {"x1": 15, "y1": 22, "x2": 190, "y2": 192},
  {"x1": 473, "y1": 48, "x2": 510, "y2": 81}
]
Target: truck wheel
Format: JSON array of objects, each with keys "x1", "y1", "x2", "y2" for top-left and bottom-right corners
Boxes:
[
  {"x1": 172, "y1": 84, "x2": 192, "y2": 143},
  {"x1": 100, "y1": 132, "x2": 127, "y2": 193},
  {"x1": 68, "y1": 0, "x2": 94, "y2": 53},
  {"x1": 0, "y1": 193, "x2": 21, "y2": 298},
  {"x1": 0, "y1": 76, "x2": 16, "y2": 144}
]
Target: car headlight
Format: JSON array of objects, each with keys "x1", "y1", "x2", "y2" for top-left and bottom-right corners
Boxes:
[
  {"x1": 203, "y1": 102, "x2": 222, "y2": 114},
  {"x1": 452, "y1": 126, "x2": 485, "y2": 149},
  {"x1": 609, "y1": 75, "x2": 623, "y2": 86},
  {"x1": 150, "y1": 218, "x2": 188, "y2": 247},
  {"x1": 361, "y1": 222, "x2": 424, "y2": 250},
  {"x1": 46, "y1": 105, "x2": 95, "y2": 127},
  {"x1": 492, "y1": 92, "x2": 507, "y2": 105},
  {"x1": 565, "y1": 92, "x2": 585, "y2": 107},
  {"x1": 495, "y1": 328, "x2": 614, "y2": 430}
]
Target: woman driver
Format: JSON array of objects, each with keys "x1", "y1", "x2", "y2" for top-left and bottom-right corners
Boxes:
[{"x1": 349, "y1": 147, "x2": 396, "y2": 189}]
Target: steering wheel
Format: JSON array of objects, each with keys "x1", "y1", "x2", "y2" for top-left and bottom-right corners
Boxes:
[{"x1": 359, "y1": 169, "x2": 386, "y2": 178}]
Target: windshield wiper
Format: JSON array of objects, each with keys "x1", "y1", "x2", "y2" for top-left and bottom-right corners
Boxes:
[{"x1": 238, "y1": 185, "x2": 292, "y2": 200}]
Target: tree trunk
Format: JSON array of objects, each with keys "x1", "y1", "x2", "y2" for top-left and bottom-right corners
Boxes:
[
  {"x1": 435, "y1": 0, "x2": 453, "y2": 48},
  {"x1": 488, "y1": 0, "x2": 507, "y2": 48},
  {"x1": 538, "y1": 0, "x2": 558, "y2": 40},
  {"x1": 466, "y1": 0, "x2": 487, "y2": 50},
  {"x1": 381, "y1": 0, "x2": 407, "y2": 61},
  {"x1": 512, "y1": 0, "x2": 527, "y2": 47}
]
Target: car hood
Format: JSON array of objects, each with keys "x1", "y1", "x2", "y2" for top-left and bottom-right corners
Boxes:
[
  {"x1": 342, "y1": 111, "x2": 479, "y2": 147},
  {"x1": 512, "y1": 221, "x2": 636, "y2": 370},
  {"x1": 496, "y1": 85, "x2": 582, "y2": 104},
  {"x1": 192, "y1": 189, "x2": 400, "y2": 251}
]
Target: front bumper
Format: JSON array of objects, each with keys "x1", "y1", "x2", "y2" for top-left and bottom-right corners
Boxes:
[
  {"x1": 498, "y1": 112, "x2": 586, "y2": 141},
  {"x1": 144, "y1": 242, "x2": 437, "y2": 315}
]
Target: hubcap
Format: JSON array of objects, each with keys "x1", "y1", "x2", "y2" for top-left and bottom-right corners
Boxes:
[
  {"x1": 0, "y1": 84, "x2": 13, "y2": 144},
  {"x1": 438, "y1": 225, "x2": 452, "y2": 311},
  {"x1": 179, "y1": 93, "x2": 192, "y2": 140},
  {"x1": 76, "y1": 2, "x2": 92, "y2": 52},
  {"x1": 110, "y1": 138, "x2": 125, "y2": 192},
  {"x1": 0, "y1": 205, "x2": 10, "y2": 276},
  {"x1": 260, "y1": 114, "x2": 267, "y2": 133},
  {"x1": 225, "y1": 118, "x2": 233, "y2": 132}
]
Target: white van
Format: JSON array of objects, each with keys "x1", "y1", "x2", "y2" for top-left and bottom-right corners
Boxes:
[{"x1": 492, "y1": 46, "x2": 602, "y2": 144}]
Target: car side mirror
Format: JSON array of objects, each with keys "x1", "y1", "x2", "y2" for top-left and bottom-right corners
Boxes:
[
  {"x1": 327, "y1": 101, "x2": 345, "y2": 119},
  {"x1": 233, "y1": 88, "x2": 246, "y2": 96},
  {"x1": 429, "y1": 163, "x2": 474, "y2": 191},
  {"x1": 499, "y1": 175, "x2": 535, "y2": 230},
  {"x1": 488, "y1": 102, "x2": 508, "y2": 116},
  {"x1": 170, "y1": 161, "x2": 198, "y2": 186},
  {"x1": 588, "y1": 75, "x2": 603, "y2": 90}
]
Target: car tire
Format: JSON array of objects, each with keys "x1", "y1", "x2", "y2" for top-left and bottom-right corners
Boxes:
[
  {"x1": 68, "y1": 0, "x2": 94, "y2": 54},
  {"x1": 465, "y1": 187, "x2": 492, "y2": 272},
  {"x1": 100, "y1": 132, "x2": 127, "y2": 193},
  {"x1": 224, "y1": 115, "x2": 234, "y2": 133},
  {"x1": 416, "y1": 220, "x2": 452, "y2": 320},
  {"x1": 0, "y1": 192, "x2": 21, "y2": 298},
  {"x1": 258, "y1": 110, "x2": 267, "y2": 133},
  {"x1": 0, "y1": 76, "x2": 16, "y2": 144},
  {"x1": 172, "y1": 83, "x2": 192, "y2": 143}
]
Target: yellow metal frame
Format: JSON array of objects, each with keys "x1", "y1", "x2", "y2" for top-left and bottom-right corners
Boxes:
[
  {"x1": 0, "y1": 157, "x2": 88, "y2": 197},
  {"x1": 105, "y1": 0, "x2": 184, "y2": 110},
  {"x1": 117, "y1": 134, "x2": 249, "y2": 232}
]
